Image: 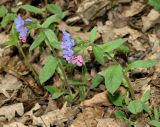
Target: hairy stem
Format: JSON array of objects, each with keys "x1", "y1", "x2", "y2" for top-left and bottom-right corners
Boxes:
[
  {"x1": 17, "y1": 45, "x2": 39, "y2": 84},
  {"x1": 45, "y1": 40, "x2": 69, "y2": 90}
]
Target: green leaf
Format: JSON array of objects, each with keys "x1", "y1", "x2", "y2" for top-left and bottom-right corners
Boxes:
[
  {"x1": 41, "y1": 15, "x2": 60, "y2": 28},
  {"x1": 21, "y1": 5, "x2": 43, "y2": 14},
  {"x1": 118, "y1": 45, "x2": 130, "y2": 53},
  {"x1": 46, "y1": 4, "x2": 63, "y2": 18},
  {"x1": 149, "y1": 120, "x2": 160, "y2": 127},
  {"x1": 142, "y1": 103, "x2": 151, "y2": 113},
  {"x1": 45, "y1": 85, "x2": 63, "y2": 99},
  {"x1": 0, "y1": 6, "x2": 8, "y2": 17},
  {"x1": 90, "y1": 27, "x2": 97, "y2": 43},
  {"x1": 39, "y1": 55, "x2": 58, "y2": 84},
  {"x1": 114, "y1": 111, "x2": 127, "y2": 122},
  {"x1": 127, "y1": 59, "x2": 157, "y2": 70},
  {"x1": 154, "y1": 107, "x2": 159, "y2": 121},
  {"x1": 44, "y1": 29, "x2": 60, "y2": 49},
  {"x1": 93, "y1": 45, "x2": 105, "y2": 65},
  {"x1": 100, "y1": 65, "x2": 123, "y2": 94},
  {"x1": 148, "y1": 0, "x2": 160, "y2": 11},
  {"x1": 109, "y1": 92, "x2": 123, "y2": 106},
  {"x1": 128, "y1": 100, "x2": 143, "y2": 114},
  {"x1": 30, "y1": 32, "x2": 45, "y2": 51},
  {"x1": 141, "y1": 89, "x2": 151, "y2": 102},
  {"x1": 1, "y1": 13, "x2": 16, "y2": 28},
  {"x1": 91, "y1": 75, "x2": 103, "y2": 89},
  {"x1": 99, "y1": 38, "x2": 128, "y2": 53}
]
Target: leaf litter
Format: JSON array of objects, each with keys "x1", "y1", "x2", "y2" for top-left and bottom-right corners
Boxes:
[{"x1": 0, "y1": 0, "x2": 160, "y2": 127}]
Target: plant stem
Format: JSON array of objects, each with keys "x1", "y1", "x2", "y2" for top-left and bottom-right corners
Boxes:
[
  {"x1": 106, "y1": 52, "x2": 135, "y2": 100},
  {"x1": 17, "y1": 45, "x2": 39, "y2": 84},
  {"x1": 45, "y1": 40, "x2": 69, "y2": 90}
]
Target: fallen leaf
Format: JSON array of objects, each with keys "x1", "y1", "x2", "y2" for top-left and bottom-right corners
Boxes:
[
  {"x1": 96, "y1": 118, "x2": 121, "y2": 127},
  {"x1": 81, "y1": 91, "x2": 111, "y2": 107},
  {"x1": 3, "y1": 122, "x2": 27, "y2": 127},
  {"x1": 122, "y1": 1, "x2": 145, "y2": 17},
  {"x1": 32, "y1": 103, "x2": 78, "y2": 127},
  {"x1": 0, "y1": 103, "x2": 24, "y2": 121},
  {"x1": 114, "y1": 26, "x2": 142, "y2": 40},
  {"x1": 142, "y1": 9, "x2": 160, "y2": 32},
  {"x1": 70, "y1": 107, "x2": 103, "y2": 127},
  {"x1": 0, "y1": 74, "x2": 22, "y2": 98}
]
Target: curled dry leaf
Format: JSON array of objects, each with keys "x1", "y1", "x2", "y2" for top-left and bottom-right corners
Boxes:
[
  {"x1": 70, "y1": 107, "x2": 103, "y2": 127},
  {"x1": 0, "y1": 103, "x2": 24, "y2": 122},
  {"x1": 0, "y1": 74, "x2": 22, "y2": 98},
  {"x1": 142, "y1": 9, "x2": 160, "y2": 32},
  {"x1": 3, "y1": 122, "x2": 27, "y2": 127},
  {"x1": 32, "y1": 103, "x2": 78, "y2": 127},
  {"x1": 81, "y1": 91, "x2": 112, "y2": 107},
  {"x1": 122, "y1": 1, "x2": 145, "y2": 17},
  {"x1": 96, "y1": 118, "x2": 121, "y2": 127},
  {"x1": 114, "y1": 26, "x2": 142, "y2": 40},
  {"x1": 67, "y1": 0, "x2": 111, "y2": 24}
]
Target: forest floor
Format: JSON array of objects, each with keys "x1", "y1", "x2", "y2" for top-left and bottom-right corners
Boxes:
[{"x1": 0, "y1": 0, "x2": 160, "y2": 127}]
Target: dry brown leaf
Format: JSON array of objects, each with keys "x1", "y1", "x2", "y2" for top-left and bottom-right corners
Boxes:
[
  {"x1": 0, "y1": 103, "x2": 24, "y2": 122},
  {"x1": 67, "y1": 0, "x2": 111, "y2": 24},
  {"x1": 142, "y1": 9, "x2": 160, "y2": 32},
  {"x1": 97, "y1": 21, "x2": 116, "y2": 42},
  {"x1": 0, "y1": 32, "x2": 9, "y2": 45},
  {"x1": 32, "y1": 103, "x2": 78, "y2": 127},
  {"x1": 122, "y1": 1, "x2": 144, "y2": 17},
  {"x1": 81, "y1": 91, "x2": 111, "y2": 107},
  {"x1": 132, "y1": 78, "x2": 151, "y2": 93},
  {"x1": 0, "y1": 74, "x2": 22, "y2": 98},
  {"x1": 25, "y1": 103, "x2": 41, "y2": 116},
  {"x1": 3, "y1": 122, "x2": 27, "y2": 127},
  {"x1": 70, "y1": 107, "x2": 103, "y2": 127},
  {"x1": 114, "y1": 26, "x2": 142, "y2": 40},
  {"x1": 96, "y1": 118, "x2": 121, "y2": 127}
]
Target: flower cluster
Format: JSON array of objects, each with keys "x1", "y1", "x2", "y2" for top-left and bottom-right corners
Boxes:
[
  {"x1": 14, "y1": 16, "x2": 31, "y2": 43},
  {"x1": 61, "y1": 30, "x2": 84, "y2": 66}
]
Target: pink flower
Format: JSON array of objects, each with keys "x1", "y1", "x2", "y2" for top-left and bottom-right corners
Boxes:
[{"x1": 71, "y1": 55, "x2": 84, "y2": 67}]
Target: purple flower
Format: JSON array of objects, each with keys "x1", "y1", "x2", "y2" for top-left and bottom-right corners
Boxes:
[
  {"x1": 61, "y1": 30, "x2": 84, "y2": 66},
  {"x1": 63, "y1": 49, "x2": 74, "y2": 61},
  {"x1": 14, "y1": 16, "x2": 31, "y2": 43},
  {"x1": 61, "y1": 30, "x2": 75, "y2": 49}
]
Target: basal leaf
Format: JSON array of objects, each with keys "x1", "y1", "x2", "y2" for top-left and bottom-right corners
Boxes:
[
  {"x1": 127, "y1": 59, "x2": 157, "y2": 70},
  {"x1": 114, "y1": 111, "x2": 127, "y2": 122},
  {"x1": 100, "y1": 38, "x2": 128, "y2": 53},
  {"x1": 21, "y1": 5, "x2": 43, "y2": 14},
  {"x1": 42, "y1": 15, "x2": 60, "y2": 28},
  {"x1": 46, "y1": 4, "x2": 63, "y2": 18},
  {"x1": 109, "y1": 92, "x2": 123, "y2": 106},
  {"x1": 90, "y1": 27, "x2": 97, "y2": 43},
  {"x1": 1, "y1": 13, "x2": 16, "y2": 28},
  {"x1": 93, "y1": 45, "x2": 105, "y2": 65},
  {"x1": 149, "y1": 120, "x2": 160, "y2": 127},
  {"x1": 0, "y1": 6, "x2": 8, "y2": 17},
  {"x1": 148, "y1": 0, "x2": 160, "y2": 11},
  {"x1": 100, "y1": 65, "x2": 123, "y2": 94},
  {"x1": 45, "y1": 85, "x2": 63, "y2": 99},
  {"x1": 44, "y1": 29, "x2": 60, "y2": 49},
  {"x1": 91, "y1": 75, "x2": 103, "y2": 89},
  {"x1": 30, "y1": 32, "x2": 45, "y2": 51},
  {"x1": 39, "y1": 55, "x2": 58, "y2": 84},
  {"x1": 128, "y1": 100, "x2": 143, "y2": 114},
  {"x1": 141, "y1": 89, "x2": 151, "y2": 102}
]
